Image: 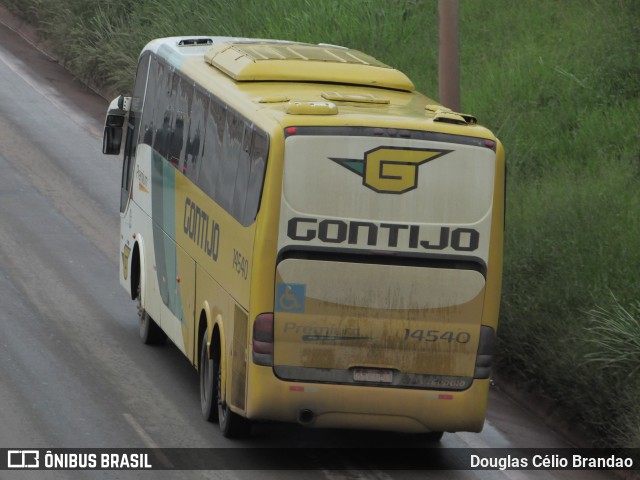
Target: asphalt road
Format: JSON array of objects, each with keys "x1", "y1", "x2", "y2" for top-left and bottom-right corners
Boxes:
[{"x1": 0, "y1": 11, "x2": 621, "y2": 480}]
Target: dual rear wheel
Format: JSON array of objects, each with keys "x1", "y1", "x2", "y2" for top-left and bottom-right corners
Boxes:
[
  {"x1": 138, "y1": 281, "x2": 439, "y2": 441},
  {"x1": 138, "y1": 278, "x2": 250, "y2": 437},
  {"x1": 199, "y1": 328, "x2": 251, "y2": 438}
]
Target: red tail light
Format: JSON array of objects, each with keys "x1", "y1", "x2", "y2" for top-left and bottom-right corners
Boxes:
[{"x1": 252, "y1": 313, "x2": 274, "y2": 366}]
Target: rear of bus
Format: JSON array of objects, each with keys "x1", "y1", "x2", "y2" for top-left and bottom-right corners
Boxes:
[
  {"x1": 249, "y1": 119, "x2": 504, "y2": 434},
  {"x1": 194, "y1": 40, "x2": 505, "y2": 434}
]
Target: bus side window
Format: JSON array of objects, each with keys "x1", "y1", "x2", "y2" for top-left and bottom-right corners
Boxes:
[
  {"x1": 243, "y1": 131, "x2": 268, "y2": 225},
  {"x1": 189, "y1": 93, "x2": 267, "y2": 225},
  {"x1": 141, "y1": 56, "x2": 161, "y2": 147},
  {"x1": 185, "y1": 87, "x2": 206, "y2": 182},
  {"x1": 232, "y1": 125, "x2": 252, "y2": 222},
  {"x1": 152, "y1": 62, "x2": 174, "y2": 159},
  {"x1": 169, "y1": 73, "x2": 190, "y2": 170},
  {"x1": 197, "y1": 96, "x2": 222, "y2": 200},
  {"x1": 120, "y1": 53, "x2": 150, "y2": 213},
  {"x1": 218, "y1": 111, "x2": 242, "y2": 213},
  {"x1": 154, "y1": 113, "x2": 171, "y2": 159}
]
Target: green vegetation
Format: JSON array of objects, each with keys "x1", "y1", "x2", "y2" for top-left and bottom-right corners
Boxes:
[{"x1": 2, "y1": 0, "x2": 638, "y2": 447}]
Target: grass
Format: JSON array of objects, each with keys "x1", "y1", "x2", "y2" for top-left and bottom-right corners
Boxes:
[
  {"x1": 1, "y1": 0, "x2": 638, "y2": 447},
  {"x1": 586, "y1": 298, "x2": 640, "y2": 377}
]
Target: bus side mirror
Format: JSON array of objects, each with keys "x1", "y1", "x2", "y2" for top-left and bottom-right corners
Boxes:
[
  {"x1": 102, "y1": 95, "x2": 131, "y2": 155},
  {"x1": 103, "y1": 115, "x2": 124, "y2": 155}
]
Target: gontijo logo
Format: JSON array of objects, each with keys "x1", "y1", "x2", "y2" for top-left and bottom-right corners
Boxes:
[{"x1": 330, "y1": 147, "x2": 451, "y2": 194}]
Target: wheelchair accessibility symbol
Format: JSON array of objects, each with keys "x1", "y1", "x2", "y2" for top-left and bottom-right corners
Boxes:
[{"x1": 275, "y1": 283, "x2": 306, "y2": 313}]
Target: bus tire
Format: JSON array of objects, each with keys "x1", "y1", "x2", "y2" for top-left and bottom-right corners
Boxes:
[
  {"x1": 199, "y1": 328, "x2": 218, "y2": 422},
  {"x1": 216, "y1": 355, "x2": 251, "y2": 438},
  {"x1": 137, "y1": 285, "x2": 166, "y2": 345}
]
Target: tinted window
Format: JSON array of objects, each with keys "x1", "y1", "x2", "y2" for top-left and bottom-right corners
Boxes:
[
  {"x1": 139, "y1": 55, "x2": 269, "y2": 225},
  {"x1": 141, "y1": 57, "x2": 160, "y2": 147},
  {"x1": 121, "y1": 53, "x2": 150, "y2": 212},
  {"x1": 168, "y1": 74, "x2": 190, "y2": 169},
  {"x1": 127, "y1": 53, "x2": 149, "y2": 157},
  {"x1": 243, "y1": 131, "x2": 268, "y2": 225},
  {"x1": 217, "y1": 109, "x2": 242, "y2": 213},
  {"x1": 232, "y1": 126, "x2": 252, "y2": 221},
  {"x1": 197, "y1": 98, "x2": 225, "y2": 200},
  {"x1": 185, "y1": 87, "x2": 207, "y2": 182},
  {"x1": 151, "y1": 61, "x2": 174, "y2": 157}
]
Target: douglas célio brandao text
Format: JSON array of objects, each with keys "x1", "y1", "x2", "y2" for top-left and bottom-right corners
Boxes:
[{"x1": 470, "y1": 453, "x2": 635, "y2": 470}]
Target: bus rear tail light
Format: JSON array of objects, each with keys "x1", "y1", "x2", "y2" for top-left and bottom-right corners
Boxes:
[
  {"x1": 252, "y1": 313, "x2": 274, "y2": 366},
  {"x1": 474, "y1": 326, "x2": 495, "y2": 379}
]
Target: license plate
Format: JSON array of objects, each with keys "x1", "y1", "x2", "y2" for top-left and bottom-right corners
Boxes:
[{"x1": 353, "y1": 368, "x2": 393, "y2": 383}]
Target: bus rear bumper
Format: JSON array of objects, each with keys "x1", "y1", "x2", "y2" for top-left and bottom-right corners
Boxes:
[{"x1": 245, "y1": 368, "x2": 490, "y2": 433}]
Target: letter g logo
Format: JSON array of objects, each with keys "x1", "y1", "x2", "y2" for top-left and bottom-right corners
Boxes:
[{"x1": 331, "y1": 147, "x2": 451, "y2": 194}]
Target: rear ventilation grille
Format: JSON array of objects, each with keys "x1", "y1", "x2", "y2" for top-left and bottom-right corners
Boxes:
[{"x1": 426, "y1": 104, "x2": 477, "y2": 125}]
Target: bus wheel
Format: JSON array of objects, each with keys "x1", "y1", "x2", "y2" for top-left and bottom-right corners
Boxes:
[
  {"x1": 199, "y1": 329, "x2": 218, "y2": 422},
  {"x1": 216, "y1": 355, "x2": 251, "y2": 438},
  {"x1": 137, "y1": 285, "x2": 166, "y2": 345}
]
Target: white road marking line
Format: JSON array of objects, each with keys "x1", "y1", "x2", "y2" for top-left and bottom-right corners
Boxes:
[{"x1": 122, "y1": 412, "x2": 175, "y2": 469}]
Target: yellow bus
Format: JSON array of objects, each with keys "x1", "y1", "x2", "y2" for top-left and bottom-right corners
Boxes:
[{"x1": 103, "y1": 36, "x2": 505, "y2": 439}]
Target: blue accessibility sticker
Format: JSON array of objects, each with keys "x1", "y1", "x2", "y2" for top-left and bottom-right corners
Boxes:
[{"x1": 275, "y1": 283, "x2": 306, "y2": 313}]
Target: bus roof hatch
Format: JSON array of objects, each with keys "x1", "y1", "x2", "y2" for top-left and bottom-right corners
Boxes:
[{"x1": 204, "y1": 42, "x2": 415, "y2": 92}]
